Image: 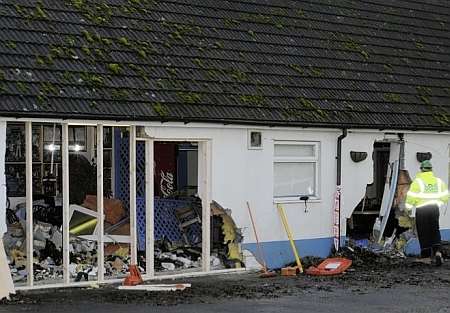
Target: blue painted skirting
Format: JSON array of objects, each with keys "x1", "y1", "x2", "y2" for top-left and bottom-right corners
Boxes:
[
  {"x1": 243, "y1": 229, "x2": 450, "y2": 268},
  {"x1": 405, "y1": 228, "x2": 450, "y2": 256},
  {"x1": 443, "y1": 229, "x2": 450, "y2": 240},
  {"x1": 242, "y1": 237, "x2": 334, "y2": 270}
]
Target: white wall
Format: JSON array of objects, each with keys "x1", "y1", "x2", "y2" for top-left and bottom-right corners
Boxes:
[
  {"x1": 146, "y1": 125, "x2": 450, "y2": 246},
  {"x1": 146, "y1": 125, "x2": 340, "y2": 244},
  {"x1": 403, "y1": 133, "x2": 450, "y2": 230},
  {"x1": 2, "y1": 119, "x2": 450, "y2": 247},
  {"x1": 341, "y1": 132, "x2": 450, "y2": 234},
  {"x1": 341, "y1": 132, "x2": 384, "y2": 221}
]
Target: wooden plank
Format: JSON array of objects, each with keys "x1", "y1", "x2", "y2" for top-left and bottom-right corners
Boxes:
[
  {"x1": 199, "y1": 141, "x2": 211, "y2": 272},
  {"x1": 25, "y1": 122, "x2": 33, "y2": 286},
  {"x1": 145, "y1": 139, "x2": 155, "y2": 277},
  {"x1": 97, "y1": 125, "x2": 105, "y2": 282},
  {"x1": 129, "y1": 126, "x2": 137, "y2": 265},
  {"x1": 117, "y1": 283, "x2": 191, "y2": 291},
  {"x1": 62, "y1": 123, "x2": 70, "y2": 284},
  {"x1": 16, "y1": 268, "x2": 246, "y2": 290}
]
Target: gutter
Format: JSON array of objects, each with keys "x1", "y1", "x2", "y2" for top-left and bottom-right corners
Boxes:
[
  {"x1": 1, "y1": 112, "x2": 450, "y2": 132},
  {"x1": 336, "y1": 129, "x2": 348, "y2": 251}
]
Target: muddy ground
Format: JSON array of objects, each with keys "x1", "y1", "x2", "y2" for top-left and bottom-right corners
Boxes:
[{"x1": 2, "y1": 248, "x2": 450, "y2": 307}]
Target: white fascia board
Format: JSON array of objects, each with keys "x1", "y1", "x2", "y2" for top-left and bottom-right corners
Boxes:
[
  {"x1": 1, "y1": 116, "x2": 449, "y2": 135},
  {"x1": 143, "y1": 122, "x2": 450, "y2": 136}
]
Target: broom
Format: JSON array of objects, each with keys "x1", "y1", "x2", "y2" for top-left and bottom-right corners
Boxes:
[{"x1": 246, "y1": 201, "x2": 276, "y2": 278}]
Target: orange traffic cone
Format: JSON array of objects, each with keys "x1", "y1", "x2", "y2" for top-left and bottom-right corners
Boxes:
[{"x1": 123, "y1": 264, "x2": 143, "y2": 286}]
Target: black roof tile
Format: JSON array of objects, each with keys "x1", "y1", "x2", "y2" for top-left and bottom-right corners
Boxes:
[{"x1": 0, "y1": 0, "x2": 449, "y2": 130}]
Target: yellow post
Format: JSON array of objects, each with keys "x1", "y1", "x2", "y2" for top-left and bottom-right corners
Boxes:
[{"x1": 277, "y1": 204, "x2": 303, "y2": 273}]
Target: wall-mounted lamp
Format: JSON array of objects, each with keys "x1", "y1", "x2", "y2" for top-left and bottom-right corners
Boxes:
[
  {"x1": 350, "y1": 151, "x2": 368, "y2": 163},
  {"x1": 416, "y1": 152, "x2": 432, "y2": 162}
]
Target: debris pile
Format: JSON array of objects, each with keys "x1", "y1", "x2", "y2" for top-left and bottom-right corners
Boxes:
[
  {"x1": 3, "y1": 195, "x2": 244, "y2": 285},
  {"x1": 211, "y1": 201, "x2": 244, "y2": 269},
  {"x1": 4, "y1": 209, "x2": 66, "y2": 283},
  {"x1": 152, "y1": 237, "x2": 229, "y2": 272},
  {"x1": 69, "y1": 238, "x2": 98, "y2": 281},
  {"x1": 154, "y1": 238, "x2": 201, "y2": 271}
]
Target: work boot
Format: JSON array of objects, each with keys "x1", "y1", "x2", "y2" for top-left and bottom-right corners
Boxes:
[{"x1": 435, "y1": 252, "x2": 443, "y2": 267}]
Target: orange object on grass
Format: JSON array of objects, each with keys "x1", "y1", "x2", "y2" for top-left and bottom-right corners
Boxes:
[
  {"x1": 305, "y1": 257, "x2": 352, "y2": 276},
  {"x1": 123, "y1": 264, "x2": 143, "y2": 286}
]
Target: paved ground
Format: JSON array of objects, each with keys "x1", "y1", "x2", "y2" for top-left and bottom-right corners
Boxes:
[
  {"x1": 2, "y1": 285, "x2": 450, "y2": 313},
  {"x1": 2, "y1": 249, "x2": 450, "y2": 313}
]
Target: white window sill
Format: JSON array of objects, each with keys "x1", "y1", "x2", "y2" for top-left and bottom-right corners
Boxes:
[{"x1": 273, "y1": 197, "x2": 321, "y2": 204}]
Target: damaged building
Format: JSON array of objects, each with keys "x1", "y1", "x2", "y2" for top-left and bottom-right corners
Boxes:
[
  {"x1": 1, "y1": 0, "x2": 450, "y2": 292},
  {"x1": 2, "y1": 125, "x2": 244, "y2": 287}
]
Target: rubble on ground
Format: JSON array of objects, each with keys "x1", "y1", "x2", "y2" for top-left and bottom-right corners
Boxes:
[{"x1": 3, "y1": 197, "x2": 243, "y2": 284}]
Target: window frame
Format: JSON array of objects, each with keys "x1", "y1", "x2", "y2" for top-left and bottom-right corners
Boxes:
[
  {"x1": 247, "y1": 129, "x2": 263, "y2": 150},
  {"x1": 273, "y1": 141, "x2": 320, "y2": 202}
]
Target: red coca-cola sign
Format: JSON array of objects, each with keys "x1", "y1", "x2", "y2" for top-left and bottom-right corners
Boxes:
[{"x1": 154, "y1": 142, "x2": 177, "y2": 197}]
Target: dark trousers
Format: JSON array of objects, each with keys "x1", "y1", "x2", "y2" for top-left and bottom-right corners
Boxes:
[{"x1": 415, "y1": 204, "x2": 441, "y2": 257}]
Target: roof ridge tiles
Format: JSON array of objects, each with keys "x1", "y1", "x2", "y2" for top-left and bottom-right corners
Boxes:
[
  {"x1": 0, "y1": 0, "x2": 449, "y2": 129},
  {"x1": 4, "y1": 1, "x2": 449, "y2": 42},
  {"x1": 163, "y1": 0, "x2": 450, "y2": 28}
]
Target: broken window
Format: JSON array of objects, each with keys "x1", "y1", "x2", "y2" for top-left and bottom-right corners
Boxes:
[
  {"x1": 4, "y1": 122, "x2": 30, "y2": 286},
  {"x1": 68, "y1": 125, "x2": 99, "y2": 283},
  {"x1": 3, "y1": 122, "x2": 66, "y2": 285},
  {"x1": 102, "y1": 127, "x2": 131, "y2": 280},
  {"x1": 273, "y1": 142, "x2": 319, "y2": 199},
  {"x1": 153, "y1": 141, "x2": 203, "y2": 274},
  {"x1": 3, "y1": 124, "x2": 241, "y2": 289}
]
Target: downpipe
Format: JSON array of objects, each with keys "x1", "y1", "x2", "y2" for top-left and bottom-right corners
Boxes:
[{"x1": 336, "y1": 129, "x2": 347, "y2": 251}]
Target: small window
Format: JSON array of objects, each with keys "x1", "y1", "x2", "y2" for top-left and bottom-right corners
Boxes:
[
  {"x1": 273, "y1": 141, "x2": 319, "y2": 200},
  {"x1": 248, "y1": 130, "x2": 263, "y2": 149}
]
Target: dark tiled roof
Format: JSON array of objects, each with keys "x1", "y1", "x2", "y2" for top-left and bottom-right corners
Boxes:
[{"x1": 0, "y1": 0, "x2": 449, "y2": 130}]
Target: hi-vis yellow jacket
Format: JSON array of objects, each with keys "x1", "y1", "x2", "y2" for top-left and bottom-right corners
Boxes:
[{"x1": 405, "y1": 171, "x2": 449, "y2": 217}]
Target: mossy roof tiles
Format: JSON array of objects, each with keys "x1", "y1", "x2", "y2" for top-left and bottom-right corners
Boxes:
[{"x1": 0, "y1": 0, "x2": 449, "y2": 129}]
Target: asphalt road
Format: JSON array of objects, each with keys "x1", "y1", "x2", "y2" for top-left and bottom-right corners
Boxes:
[
  {"x1": 2, "y1": 286, "x2": 450, "y2": 313},
  {"x1": 3, "y1": 251, "x2": 450, "y2": 313}
]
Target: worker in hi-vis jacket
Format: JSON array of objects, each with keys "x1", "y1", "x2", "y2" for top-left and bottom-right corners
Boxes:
[{"x1": 405, "y1": 160, "x2": 449, "y2": 266}]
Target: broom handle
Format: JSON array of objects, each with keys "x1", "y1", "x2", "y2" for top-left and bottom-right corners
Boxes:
[
  {"x1": 246, "y1": 201, "x2": 268, "y2": 270},
  {"x1": 277, "y1": 204, "x2": 303, "y2": 273}
]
